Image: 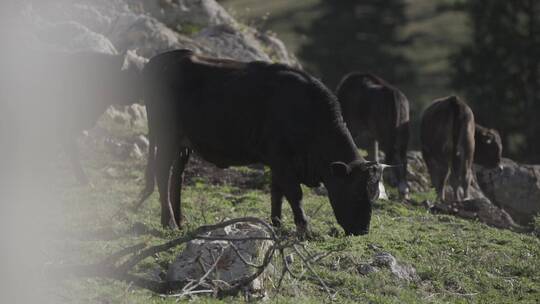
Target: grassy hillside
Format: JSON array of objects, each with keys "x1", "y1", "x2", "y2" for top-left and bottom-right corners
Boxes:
[{"x1": 48, "y1": 119, "x2": 540, "y2": 303}]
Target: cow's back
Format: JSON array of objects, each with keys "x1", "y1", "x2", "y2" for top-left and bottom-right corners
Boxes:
[
  {"x1": 336, "y1": 73, "x2": 409, "y2": 145},
  {"x1": 421, "y1": 96, "x2": 474, "y2": 160},
  {"x1": 144, "y1": 51, "x2": 345, "y2": 170}
]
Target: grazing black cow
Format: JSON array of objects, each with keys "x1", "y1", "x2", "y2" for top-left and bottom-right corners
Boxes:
[
  {"x1": 336, "y1": 73, "x2": 410, "y2": 199},
  {"x1": 421, "y1": 96, "x2": 475, "y2": 202},
  {"x1": 32, "y1": 50, "x2": 145, "y2": 184},
  {"x1": 474, "y1": 124, "x2": 503, "y2": 169},
  {"x1": 138, "y1": 50, "x2": 384, "y2": 236}
]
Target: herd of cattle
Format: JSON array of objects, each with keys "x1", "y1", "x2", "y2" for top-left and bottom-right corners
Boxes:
[{"x1": 52, "y1": 50, "x2": 504, "y2": 236}]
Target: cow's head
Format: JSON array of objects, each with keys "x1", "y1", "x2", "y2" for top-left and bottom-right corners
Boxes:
[
  {"x1": 474, "y1": 125, "x2": 502, "y2": 169},
  {"x1": 325, "y1": 160, "x2": 383, "y2": 235}
]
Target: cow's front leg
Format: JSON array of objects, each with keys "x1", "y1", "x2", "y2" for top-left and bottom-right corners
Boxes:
[
  {"x1": 63, "y1": 137, "x2": 89, "y2": 186},
  {"x1": 283, "y1": 183, "x2": 310, "y2": 239},
  {"x1": 424, "y1": 155, "x2": 447, "y2": 202},
  {"x1": 386, "y1": 147, "x2": 410, "y2": 200}
]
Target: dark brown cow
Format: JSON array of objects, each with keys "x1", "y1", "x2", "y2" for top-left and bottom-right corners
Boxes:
[
  {"x1": 336, "y1": 73, "x2": 410, "y2": 198},
  {"x1": 138, "y1": 50, "x2": 384, "y2": 236},
  {"x1": 421, "y1": 96, "x2": 475, "y2": 201},
  {"x1": 474, "y1": 124, "x2": 503, "y2": 169}
]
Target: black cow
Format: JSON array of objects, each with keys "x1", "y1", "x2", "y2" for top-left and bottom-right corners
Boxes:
[
  {"x1": 421, "y1": 96, "x2": 475, "y2": 202},
  {"x1": 474, "y1": 124, "x2": 503, "y2": 169},
  {"x1": 138, "y1": 50, "x2": 384, "y2": 236},
  {"x1": 31, "y1": 50, "x2": 145, "y2": 184},
  {"x1": 336, "y1": 73, "x2": 410, "y2": 199}
]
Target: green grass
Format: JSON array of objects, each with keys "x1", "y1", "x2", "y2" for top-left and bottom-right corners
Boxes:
[{"x1": 49, "y1": 121, "x2": 540, "y2": 303}]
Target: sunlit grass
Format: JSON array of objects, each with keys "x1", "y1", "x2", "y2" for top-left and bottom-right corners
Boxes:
[{"x1": 51, "y1": 129, "x2": 540, "y2": 303}]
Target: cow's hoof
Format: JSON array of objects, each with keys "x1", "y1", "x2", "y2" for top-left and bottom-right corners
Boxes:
[
  {"x1": 400, "y1": 192, "x2": 411, "y2": 201},
  {"x1": 295, "y1": 224, "x2": 313, "y2": 241},
  {"x1": 167, "y1": 218, "x2": 179, "y2": 230}
]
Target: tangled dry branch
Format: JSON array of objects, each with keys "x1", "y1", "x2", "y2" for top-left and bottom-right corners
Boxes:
[{"x1": 47, "y1": 217, "x2": 336, "y2": 299}]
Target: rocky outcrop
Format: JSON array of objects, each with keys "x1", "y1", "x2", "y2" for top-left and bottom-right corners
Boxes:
[
  {"x1": 405, "y1": 151, "x2": 431, "y2": 193},
  {"x1": 127, "y1": 0, "x2": 237, "y2": 30},
  {"x1": 475, "y1": 158, "x2": 540, "y2": 226},
  {"x1": 194, "y1": 24, "x2": 271, "y2": 62},
  {"x1": 383, "y1": 151, "x2": 431, "y2": 197},
  {"x1": 424, "y1": 197, "x2": 521, "y2": 230},
  {"x1": 20, "y1": 0, "x2": 299, "y2": 65},
  {"x1": 15, "y1": 0, "x2": 301, "y2": 170},
  {"x1": 406, "y1": 151, "x2": 527, "y2": 230}
]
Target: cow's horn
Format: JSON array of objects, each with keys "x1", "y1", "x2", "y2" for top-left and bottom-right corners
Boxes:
[{"x1": 378, "y1": 163, "x2": 401, "y2": 170}]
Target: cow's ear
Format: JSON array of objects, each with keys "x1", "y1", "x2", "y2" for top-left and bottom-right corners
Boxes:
[{"x1": 331, "y1": 162, "x2": 351, "y2": 177}]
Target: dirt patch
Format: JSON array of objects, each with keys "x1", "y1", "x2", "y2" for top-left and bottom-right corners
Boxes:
[{"x1": 184, "y1": 153, "x2": 269, "y2": 190}]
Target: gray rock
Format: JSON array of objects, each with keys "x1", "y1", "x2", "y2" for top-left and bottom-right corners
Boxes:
[
  {"x1": 19, "y1": 0, "x2": 299, "y2": 67},
  {"x1": 130, "y1": 143, "x2": 144, "y2": 159},
  {"x1": 134, "y1": 134, "x2": 150, "y2": 151},
  {"x1": 37, "y1": 21, "x2": 118, "y2": 54},
  {"x1": 252, "y1": 30, "x2": 302, "y2": 68},
  {"x1": 167, "y1": 222, "x2": 272, "y2": 292},
  {"x1": 126, "y1": 104, "x2": 147, "y2": 129},
  {"x1": 475, "y1": 158, "x2": 540, "y2": 225},
  {"x1": 430, "y1": 197, "x2": 520, "y2": 230},
  {"x1": 194, "y1": 24, "x2": 271, "y2": 62},
  {"x1": 127, "y1": 0, "x2": 237, "y2": 29},
  {"x1": 406, "y1": 151, "x2": 523, "y2": 230},
  {"x1": 104, "y1": 106, "x2": 131, "y2": 126},
  {"x1": 405, "y1": 151, "x2": 431, "y2": 193},
  {"x1": 371, "y1": 252, "x2": 418, "y2": 282},
  {"x1": 104, "y1": 138, "x2": 125, "y2": 157},
  {"x1": 357, "y1": 263, "x2": 379, "y2": 275},
  {"x1": 107, "y1": 12, "x2": 193, "y2": 57}
]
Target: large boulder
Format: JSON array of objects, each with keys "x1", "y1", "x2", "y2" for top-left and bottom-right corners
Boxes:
[
  {"x1": 475, "y1": 158, "x2": 540, "y2": 226},
  {"x1": 383, "y1": 151, "x2": 431, "y2": 196},
  {"x1": 426, "y1": 196, "x2": 521, "y2": 230},
  {"x1": 194, "y1": 24, "x2": 271, "y2": 62},
  {"x1": 167, "y1": 222, "x2": 272, "y2": 292},
  {"x1": 19, "y1": 0, "x2": 299, "y2": 65},
  {"x1": 406, "y1": 151, "x2": 525, "y2": 230},
  {"x1": 126, "y1": 0, "x2": 237, "y2": 29},
  {"x1": 405, "y1": 151, "x2": 431, "y2": 193}
]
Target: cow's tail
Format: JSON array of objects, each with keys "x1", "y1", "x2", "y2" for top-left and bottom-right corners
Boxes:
[
  {"x1": 133, "y1": 131, "x2": 155, "y2": 211},
  {"x1": 450, "y1": 96, "x2": 464, "y2": 167},
  {"x1": 133, "y1": 70, "x2": 156, "y2": 211},
  {"x1": 450, "y1": 96, "x2": 473, "y2": 199}
]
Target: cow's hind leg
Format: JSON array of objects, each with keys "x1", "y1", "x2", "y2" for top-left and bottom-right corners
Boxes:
[
  {"x1": 368, "y1": 138, "x2": 380, "y2": 163},
  {"x1": 424, "y1": 153, "x2": 447, "y2": 202},
  {"x1": 63, "y1": 137, "x2": 89, "y2": 186},
  {"x1": 155, "y1": 140, "x2": 180, "y2": 229},
  {"x1": 169, "y1": 148, "x2": 191, "y2": 228}
]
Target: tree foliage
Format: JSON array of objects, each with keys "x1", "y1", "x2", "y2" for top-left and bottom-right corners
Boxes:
[
  {"x1": 451, "y1": 0, "x2": 540, "y2": 162},
  {"x1": 297, "y1": 0, "x2": 414, "y2": 89}
]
